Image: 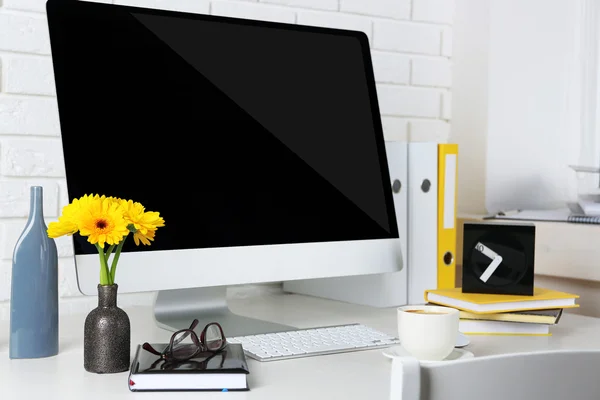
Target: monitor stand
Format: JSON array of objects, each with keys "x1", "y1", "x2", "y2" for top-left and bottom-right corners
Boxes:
[{"x1": 153, "y1": 286, "x2": 297, "y2": 337}]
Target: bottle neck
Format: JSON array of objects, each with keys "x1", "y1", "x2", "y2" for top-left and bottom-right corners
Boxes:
[
  {"x1": 28, "y1": 186, "x2": 44, "y2": 222},
  {"x1": 97, "y1": 285, "x2": 118, "y2": 308}
]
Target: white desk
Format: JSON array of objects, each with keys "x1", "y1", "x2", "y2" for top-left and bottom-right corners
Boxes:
[{"x1": 1, "y1": 292, "x2": 599, "y2": 400}]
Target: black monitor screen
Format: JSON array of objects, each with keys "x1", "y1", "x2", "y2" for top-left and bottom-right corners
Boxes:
[{"x1": 46, "y1": 0, "x2": 398, "y2": 255}]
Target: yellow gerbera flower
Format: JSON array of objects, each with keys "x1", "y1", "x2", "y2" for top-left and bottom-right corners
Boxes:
[
  {"x1": 47, "y1": 193, "x2": 101, "y2": 238},
  {"x1": 78, "y1": 193, "x2": 102, "y2": 207},
  {"x1": 47, "y1": 218, "x2": 78, "y2": 238},
  {"x1": 119, "y1": 199, "x2": 165, "y2": 245},
  {"x1": 78, "y1": 196, "x2": 129, "y2": 248},
  {"x1": 134, "y1": 228, "x2": 156, "y2": 246},
  {"x1": 45, "y1": 192, "x2": 166, "y2": 286},
  {"x1": 101, "y1": 195, "x2": 123, "y2": 206}
]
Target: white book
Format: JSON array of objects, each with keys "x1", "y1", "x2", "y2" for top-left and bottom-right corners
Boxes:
[{"x1": 459, "y1": 319, "x2": 550, "y2": 336}]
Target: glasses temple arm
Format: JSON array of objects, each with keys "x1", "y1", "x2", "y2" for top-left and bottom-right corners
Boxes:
[{"x1": 142, "y1": 342, "x2": 163, "y2": 356}]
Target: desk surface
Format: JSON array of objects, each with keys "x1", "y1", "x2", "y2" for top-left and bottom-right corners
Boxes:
[{"x1": 1, "y1": 292, "x2": 599, "y2": 400}]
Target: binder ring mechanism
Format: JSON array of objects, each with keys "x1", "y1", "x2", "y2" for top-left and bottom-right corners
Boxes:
[{"x1": 443, "y1": 251, "x2": 454, "y2": 266}]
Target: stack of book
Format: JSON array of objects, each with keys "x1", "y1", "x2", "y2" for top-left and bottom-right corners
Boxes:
[{"x1": 424, "y1": 287, "x2": 580, "y2": 336}]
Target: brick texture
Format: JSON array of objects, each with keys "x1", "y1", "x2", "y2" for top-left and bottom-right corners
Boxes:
[
  {"x1": 377, "y1": 84, "x2": 442, "y2": 118},
  {"x1": 0, "y1": 14, "x2": 51, "y2": 54},
  {"x1": 212, "y1": 1, "x2": 296, "y2": 23},
  {"x1": 296, "y1": 10, "x2": 372, "y2": 42},
  {"x1": 5, "y1": 57, "x2": 56, "y2": 96},
  {"x1": 409, "y1": 119, "x2": 451, "y2": 142},
  {"x1": 261, "y1": 0, "x2": 337, "y2": 11},
  {"x1": 374, "y1": 21, "x2": 442, "y2": 55},
  {"x1": 339, "y1": 0, "x2": 411, "y2": 20},
  {"x1": 0, "y1": 97, "x2": 61, "y2": 136},
  {"x1": 1, "y1": 138, "x2": 65, "y2": 177},
  {"x1": 114, "y1": 0, "x2": 210, "y2": 13},
  {"x1": 412, "y1": 0, "x2": 455, "y2": 24},
  {"x1": 411, "y1": 57, "x2": 452, "y2": 87},
  {"x1": 371, "y1": 51, "x2": 410, "y2": 85}
]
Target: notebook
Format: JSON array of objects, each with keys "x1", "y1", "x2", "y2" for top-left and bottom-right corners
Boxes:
[
  {"x1": 458, "y1": 308, "x2": 563, "y2": 324},
  {"x1": 424, "y1": 287, "x2": 579, "y2": 314},
  {"x1": 486, "y1": 207, "x2": 600, "y2": 224},
  {"x1": 128, "y1": 343, "x2": 250, "y2": 392}
]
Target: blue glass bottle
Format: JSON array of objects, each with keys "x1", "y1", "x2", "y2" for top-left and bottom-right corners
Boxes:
[{"x1": 10, "y1": 186, "x2": 59, "y2": 359}]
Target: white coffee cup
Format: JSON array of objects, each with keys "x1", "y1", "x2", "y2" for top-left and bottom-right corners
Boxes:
[{"x1": 397, "y1": 304, "x2": 459, "y2": 361}]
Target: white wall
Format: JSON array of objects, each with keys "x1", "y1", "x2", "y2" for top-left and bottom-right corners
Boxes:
[
  {"x1": 449, "y1": 0, "x2": 489, "y2": 214},
  {"x1": 452, "y1": 0, "x2": 592, "y2": 215},
  {"x1": 0, "y1": 0, "x2": 455, "y2": 314},
  {"x1": 485, "y1": 0, "x2": 582, "y2": 213}
]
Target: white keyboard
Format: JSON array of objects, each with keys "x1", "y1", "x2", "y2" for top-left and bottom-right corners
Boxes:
[{"x1": 228, "y1": 323, "x2": 400, "y2": 362}]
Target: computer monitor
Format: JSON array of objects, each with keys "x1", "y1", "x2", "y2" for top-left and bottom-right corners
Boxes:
[{"x1": 46, "y1": 0, "x2": 402, "y2": 337}]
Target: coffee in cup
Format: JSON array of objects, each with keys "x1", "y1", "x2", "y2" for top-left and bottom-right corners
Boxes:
[
  {"x1": 404, "y1": 310, "x2": 447, "y2": 315},
  {"x1": 397, "y1": 305, "x2": 459, "y2": 361}
]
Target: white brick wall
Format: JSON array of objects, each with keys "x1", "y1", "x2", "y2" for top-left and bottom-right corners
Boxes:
[
  {"x1": 0, "y1": 0, "x2": 454, "y2": 312},
  {"x1": 5, "y1": 57, "x2": 56, "y2": 96}
]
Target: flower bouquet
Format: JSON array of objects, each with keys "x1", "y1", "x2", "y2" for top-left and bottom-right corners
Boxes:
[
  {"x1": 48, "y1": 194, "x2": 165, "y2": 285},
  {"x1": 48, "y1": 194, "x2": 164, "y2": 373}
]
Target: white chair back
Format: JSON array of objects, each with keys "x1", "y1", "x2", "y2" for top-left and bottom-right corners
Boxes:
[{"x1": 391, "y1": 350, "x2": 600, "y2": 400}]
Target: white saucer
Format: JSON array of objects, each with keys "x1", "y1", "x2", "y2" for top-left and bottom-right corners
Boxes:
[
  {"x1": 456, "y1": 332, "x2": 471, "y2": 348},
  {"x1": 382, "y1": 346, "x2": 474, "y2": 364}
]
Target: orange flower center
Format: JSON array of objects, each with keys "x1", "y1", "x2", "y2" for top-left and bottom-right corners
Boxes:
[{"x1": 95, "y1": 219, "x2": 108, "y2": 230}]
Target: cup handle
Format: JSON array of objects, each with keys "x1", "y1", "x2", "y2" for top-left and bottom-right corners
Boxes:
[{"x1": 390, "y1": 356, "x2": 420, "y2": 400}]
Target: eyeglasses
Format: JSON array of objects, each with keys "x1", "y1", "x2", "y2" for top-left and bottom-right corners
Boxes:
[
  {"x1": 149, "y1": 350, "x2": 225, "y2": 372},
  {"x1": 142, "y1": 319, "x2": 227, "y2": 361}
]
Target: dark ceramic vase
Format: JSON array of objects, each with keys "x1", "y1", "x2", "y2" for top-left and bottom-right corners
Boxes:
[{"x1": 84, "y1": 284, "x2": 131, "y2": 373}]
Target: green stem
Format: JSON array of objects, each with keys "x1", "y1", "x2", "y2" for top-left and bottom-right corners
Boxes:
[
  {"x1": 95, "y1": 243, "x2": 111, "y2": 285},
  {"x1": 104, "y1": 244, "x2": 116, "y2": 265},
  {"x1": 110, "y1": 235, "x2": 128, "y2": 284}
]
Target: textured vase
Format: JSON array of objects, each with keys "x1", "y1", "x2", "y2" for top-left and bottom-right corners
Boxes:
[
  {"x1": 84, "y1": 284, "x2": 131, "y2": 373},
  {"x1": 9, "y1": 185, "x2": 59, "y2": 359}
]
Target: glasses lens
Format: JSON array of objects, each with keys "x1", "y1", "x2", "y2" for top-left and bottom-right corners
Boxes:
[
  {"x1": 204, "y1": 324, "x2": 224, "y2": 351},
  {"x1": 171, "y1": 330, "x2": 200, "y2": 360}
]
